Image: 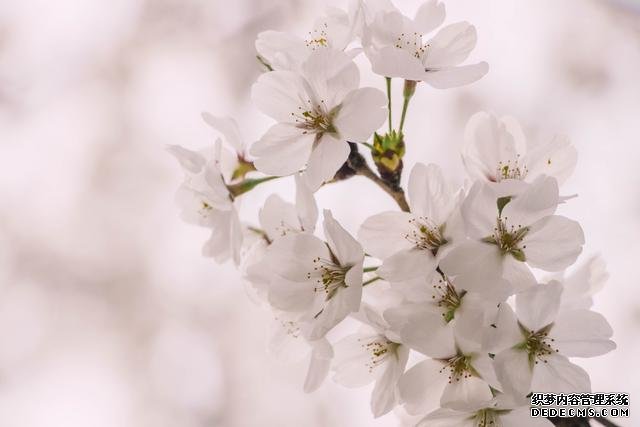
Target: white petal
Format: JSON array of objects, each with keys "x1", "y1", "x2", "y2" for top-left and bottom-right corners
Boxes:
[
  {"x1": 304, "y1": 338, "x2": 334, "y2": 392},
  {"x1": 502, "y1": 256, "x2": 537, "y2": 293},
  {"x1": 323, "y1": 210, "x2": 364, "y2": 267},
  {"x1": 408, "y1": 163, "x2": 454, "y2": 224},
  {"x1": 418, "y1": 408, "x2": 476, "y2": 427},
  {"x1": 441, "y1": 376, "x2": 493, "y2": 410},
  {"x1": 255, "y1": 30, "x2": 308, "y2": 70},
  {"x1": 439, "y1": 240, "x2": 503, "y2": 282},
  {"x1": 413, "y1": 0, "x2": 445, "y2": 34},
  {"x1": 266, "y1": 232, "x2": 330, "y2": 282},
  {"x1": 251, "y1": 70, "x2": 307, "y2": 122},
  {"x1": 378, "y1": 247, "x2": 438, "y2": 283},
  {"x1": 560, "y1": 255, "x2": 608, "y2": 310},
  {"x1": 304, "y1": 134, "x2": 350, "y2": 190},
  {"x1": 167, "y1": 145, "x2": 205, "y2": 174},
  {"x1": 549, "y1": 309, "x2": 615, "y2": 357},
  {"x1": 422, "y1": 62, "x2": 488, "y2": 89},
  {"x1": 251, "y1": 124, "x2": 314, "y2": 176},
  {"x1": 357, "y1": 211, "x2": 416, "y2": 259},
  {"x1": 484, "y1": 303, "x2": 524, "y2": 354},
  {"x1": 333, "y1": 87, "x2": 387, "y2": 142},
  {"x1": 525, "y1": 134, "x2": 578, "y2": 185},
  {"x1": 201, "y1": 113, "x2": 244, "y2": 152},
  {"x1": 259, "y1": 194, "x2": 300, "y2": 239},
  {"x1": 516, "y1": 281, "x2": 562, "y2": 332},
  {"x1": 371, "y1": 345, "x2": 409, "y2": 417},
  {"x1": 333, "y1": 332, "x2": 380, "y2": 387},
  {"x1": 301, "y1": 48, "x2": 360, "y2": 106},
  {"x1": 460, "y1": 181, "x2": 499, "y2": 240},
  {"x1": 424, "y1": 22, "x2": 478, "y2": 68},
  {"x1": 494, "y1": 348, "x2": 533, "y2": 397},
  {"x1": 502, "y1": 407, "x2": 555, "y2": 427},
  {"x1": 523, "y1": 215, "x2": 584, "y2": 271},
  {"x1": 386, "y1": 305, "x2": 456, "y2": 358},
  {"x1": 368, "y1": 45, "x2": 430, "y2": 80},
  {"x1": 531, "y1": 353, "x2": 591, "y2": 393},
  {"x1": 202, "y1": 211, "x2": 235, "y2": 262},
  {"x1": 502, "y1": 175, "x2": 559, "y2": 228},
  {"x1": 399, "y1": 359, "x2": 449, "y2": 415},
  {"x1": 294, "y1": 173, "x2": 318, "y2": 232}
]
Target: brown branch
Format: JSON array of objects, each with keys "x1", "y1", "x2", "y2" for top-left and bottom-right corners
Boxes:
[{"x1": 344, "y1": 143, "x2": 410, "y2": 212}]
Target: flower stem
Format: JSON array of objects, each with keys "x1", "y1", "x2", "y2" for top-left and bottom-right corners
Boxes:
[
  {"x1": 227, "y1": 175, "x2": 280, "y2": 197},
  {"x1": 385, "y1": 77, "x2": 392, "y2": 133},
  {"x1": 399, "y1": 80, "x2": 417, "y2": 133}
]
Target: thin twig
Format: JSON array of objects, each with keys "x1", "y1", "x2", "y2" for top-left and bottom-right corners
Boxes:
[{"x1": 593, "y1": 417, "x2": 621, "y2": 427}]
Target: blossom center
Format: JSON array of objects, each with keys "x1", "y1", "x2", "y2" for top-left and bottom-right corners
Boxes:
[
  {"x1": 439, "y1": 354, "x2": 476, "y2": 383},
  {"x1": 494, "y1": 156, "x2": 528, "y2": 182},
  {"x1": 473, "y1": 408, "x2": 504, "y2": 427},
  {"x1": 517, "y1": 324, "x2": 558, "y2": 367},
  {"x1": 292, "y1": 102, "x2": 336, "y2": 135},
  {"x1": 305, "y1": 23, "x2": 330, "y2": 50},
  {"x1": 431, "y1": 277, "x2": 465, "y2": 323},
  {"x1": 394, "y1": 32, "x2": 426, "y2": 60},
  {"x1": 405, "y1": 216, "x2": 448, "y2": 254},
  {"x1": 359, "y1": 337, "x2": 398, "y2": 373},
  {"x1": 483, "y1": 217, "x2": 528, "y2": 261},
  {"x1": 309, "y1": 256, "x2": 349, "y2": 300}
]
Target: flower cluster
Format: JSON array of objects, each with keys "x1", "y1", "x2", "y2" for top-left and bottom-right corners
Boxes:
[{"x1": 169, "y1": 1, "x2": 615, "y2": 425}]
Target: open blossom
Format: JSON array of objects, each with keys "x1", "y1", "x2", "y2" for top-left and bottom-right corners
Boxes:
[
  {"x1": 256, "y1": 7, "x2": 355, "y2": 71},
  {"x1": 395, "y1": 306, "x2": 500, "y2": 415},
  {"x1": 362, "y1": 0, "x2": 488, "y2": 88},
  {"x1": 462, "y1": 111, "x2": 577, "y2": 193},
  {"x1": 333, "y1": 304, "x2": 409, "y2": 417},
  {"x1": 556, "y1": 255, "x2": 608, "y2": 311},
  {"x1": 251, "y1": 48, "x2": 387, "y2": 190},
  {"x1": 489, "y1": 281, "x2": 615, "y2": 397},
  {"x1": 263, "y1": 210, "x2": 364, "y2": 340},
  {"x1": 358, "y1": 163, "x2": 460, "y2": 284},
  {"x1": 440, "y1": 175, "x2": 584, "y2": 298},
  {"x1": 167, "y1": 144, "x2": 243, "y2": 264}
]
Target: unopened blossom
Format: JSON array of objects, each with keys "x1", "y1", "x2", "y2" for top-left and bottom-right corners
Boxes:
[
  {"x1": 256, "y1": 7, "x2": 355, "y2": 71},
  {"x1": 489, "y1": 281, "x2": 615, "y2": 397},
  {"x1": 395, "y1": 305, "x2": 500, "y2": 415},
  {"x1": 358, "y1": 163, "x2": 460, "y2": 284},
  {"x1": 167, "y1": 144, "x2": 243, "y2": 264},
  {"x1": 333, "y1": 304, "x2": 409, "y2": 417},
  {"x1": 251, "y1": 48, "x2": 387, "y2": 190},
  {"x1": 263, "y1": 210, "x2": 364, "y2": 340},
  {"x1": 462, "y1": 111, "x2": 577, "y2": 193},
  {"x1": 362, "y1": 0, "x2": 488, "y2": 88},
  {"x1": 440, "y1": 175, "x2": 584, "y2": 297}
]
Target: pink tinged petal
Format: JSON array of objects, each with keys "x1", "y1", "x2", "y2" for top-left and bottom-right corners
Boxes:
[
  {"x1": 301, "y1": 48, "x2": 360, "y2": 106},
  {"x1": 250, "y1": 124, "x2": 314, "y2": 176},
  {"x1": 441, "y1": 376, "x2": 493, "y2": 411},
  {"x1": 251, "y1": 70, "x2": 308, "y2": 122},
  {"x1": 333, "y1": 87, "x2": 387, "y2": 142},
  {"x1": 422, "y1": 61, "x2": 489, "y2": 89},
  {"x1": 484, "y1": 303, "x2": 524, "y2": 354},
  {"x1": 294, "y1": 173, "x2": 318, "y2": 233},
  {"x1": 357, "y1": 211, "x2": 416, "y2": 259},
  {"x1": 531, "y1": 353, "x2": 591, "y2": 393},
  {"x1": 502, "y1": 175, "x2": 560, "y2": 227},
  {"x1": 304, "y1": 134, "x2": 350, "y2": 190},
  {"x1": 371, "y1": 345, "x2": 409, "y2": 417},
  {"x1": 167, "y1": 145, "x2": 205, "y2": 174},
  {"x1": 413, "y1": 0, "x2": 446, "y2": 34},
  {"x1": 399, "y1": 359, "x2": 450, "y2": 415},
  {"x1": 255, "y1": 30, "x2": 308, "y2": 70},
  {"x1": 523, "y1": 215, "x2": 584, "y2": 271},
  {"x1": 549, "y1": 309, "x2": 616, "y2": 357},
  {"x1": 322, "y1": 210, "x2": 364, "y2": 267},
  {"x1": 424, "y1": 22, "x2": 478, "y2": 68},
  {"x1": 408, "y1": 163, "x2": 453, "y2": 223},
  {"x1": 201, "y1": 113, "x2": 244, "y2": 152},
  {"x1": 462, "y1": 111, "x2": 522, "y2": 182},
  {"x1": 461, "y1": 181, "x2": 499, "y2": 240},
  {"x1": 378, "y1": 247, "x2": 438, "y2": 283},
  {"x1": 368, "y1": 46, "x2": 429, "y2": 80},
  {"x1": 494, "y1": 348, "x2": 533, "y2": 397},
  {"x1": 304, "y1": 338, "x2": 334, "y2": 393},
  {"x1": 525, "y1": 134, "x2": 578, "y2": 185},
  {"x1": 259, "y1": 194, "x2": 300, "y2": 240},
  {"x1": 516, "y1": 281, "x2": 562, "y2": 332}
]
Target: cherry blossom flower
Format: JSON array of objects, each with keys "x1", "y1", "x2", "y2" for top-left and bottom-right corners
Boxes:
[
  {"x1": 358, "y1": 163, "x2": 461, "y2": 284},
  {"x1": 462, "y1": 111, "x2": 577, "y2": 193},
  {"x1": 167, "y1": 144, "x2": 243, "y2": 264},
  {"x1": 262, "y1": 210, "x2": 365, "y2": 340},
  {"x1": 256, "y1": 6, "x2": 356, "y2": 71},
  {"x1": 362, "y1": 0, "x2": 488, "y2": 88},
  {"x1": 489, "y1": 281, "x2": 615, "y2": 397},
  {"x1": 332, "y1": 304, "x2": 409, "y2": 417},
  {"x1": 440, "y1": 175, "x2": 584, "y2": 297},
  {"x1": 251, "y1": 48, "x2": 387, "y2": 190}
]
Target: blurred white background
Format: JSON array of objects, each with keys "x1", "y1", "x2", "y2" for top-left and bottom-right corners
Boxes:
[{"x1": 0, "y1": 0, "x2": 638, "y2": 426}]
